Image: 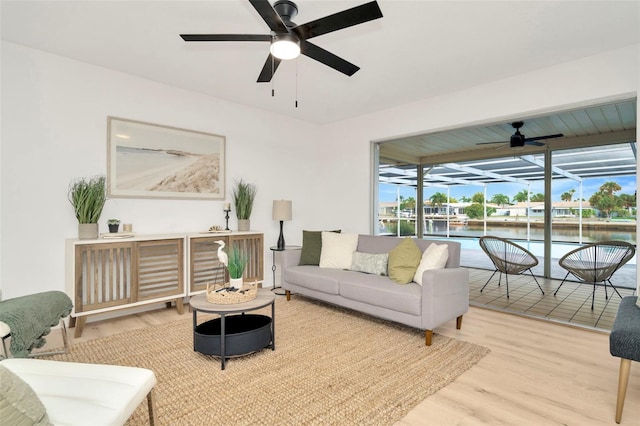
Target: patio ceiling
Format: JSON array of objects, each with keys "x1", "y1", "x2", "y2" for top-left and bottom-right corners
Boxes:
[
  {"x1": 378, "y1": 99, "x2": 637, "y2": 188},
  {"x1": 380, "y1": 143, "x2": 637, "y2": 188}
]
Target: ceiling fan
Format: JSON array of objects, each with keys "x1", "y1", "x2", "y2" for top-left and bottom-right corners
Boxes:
[
  {"x1": 180, "y1": 0, "x2": 383, "y2": 82},
  {"x1": 477, "y1": 121, "x2": 564, "y2": 149}
]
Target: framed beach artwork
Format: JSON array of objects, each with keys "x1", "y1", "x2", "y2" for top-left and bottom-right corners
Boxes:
[{"x1": 107, "y1": 117, "x2": 225, "y2": 200}]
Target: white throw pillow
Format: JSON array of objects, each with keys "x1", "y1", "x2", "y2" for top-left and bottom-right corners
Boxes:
[
  {"x1": 319, "y1": 232, "x2": 359, "y2": 269},
  {"x1": 413, "y1": 243, "x2": 449, "y2": 285}
]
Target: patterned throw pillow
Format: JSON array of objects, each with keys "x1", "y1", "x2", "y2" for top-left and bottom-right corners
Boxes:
[
  {"x1": 0, "y1": 365, "x2": 51, "y2": 426},
  {"x1": 387, "y1": 237, "x2": 422, "y2": 284},
  {"x1": 350, "y1": 252, "x2": 388, "y2": 275}
]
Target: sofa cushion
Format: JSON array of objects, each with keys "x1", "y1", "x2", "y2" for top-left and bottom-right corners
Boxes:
[
  {"x1": 0, "y1": 365, "x2": 51, "y2": 426},
  {"x1": 299, "y1": 230, "x2": 341, "y2": 266},
  {"x1": 319, "y1": 232, "x2": 359, "y2": 269},
  {"x1": 413, "y1": 243, "x2": 449, "y2": 285},
  {"x1": 388, "y1": 237, "x2": 422, "y2": 284},
  {"x1": 350, "y1": 252, "x2": 388, "y2": 276},
  {"x1": 339, "y1": 275, "x2": 422, "y2": 316},
  {"x1": 282, "y1": 266, "x2": 342, "y2": 295}
]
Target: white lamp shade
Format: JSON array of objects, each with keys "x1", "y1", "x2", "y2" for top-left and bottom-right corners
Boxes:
[
  {"x1": 270, "y1": 34, "x2": 300, "y2": 60},
  {"x1": 272, "y1": 200, "x2": 292, "y2": 221}
]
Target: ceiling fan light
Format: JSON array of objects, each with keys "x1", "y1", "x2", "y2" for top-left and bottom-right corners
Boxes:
[{"x1": 270, "y1": 34, "x2": 300, "y2": 60}]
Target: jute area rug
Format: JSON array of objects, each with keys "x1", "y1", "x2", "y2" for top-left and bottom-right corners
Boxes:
[{"x1": 47, "y1": 297, "x2": 489, "y2": 425}]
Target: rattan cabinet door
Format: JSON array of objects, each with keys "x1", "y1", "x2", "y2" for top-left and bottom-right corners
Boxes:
[
  {"x1": 136, "y1": 238, "x2": 184, "y2": 301},
  {"x1": 189, "y1": 236, "x2": 229, "y2": 293}
]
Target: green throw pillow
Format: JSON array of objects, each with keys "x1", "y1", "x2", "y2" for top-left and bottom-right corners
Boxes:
[
  {"x1": 299, "y1": 230, "x2": 341, "y2": 266},
  {"x1": 388, "y1": 238, "x2": 422, "y2": 284}
]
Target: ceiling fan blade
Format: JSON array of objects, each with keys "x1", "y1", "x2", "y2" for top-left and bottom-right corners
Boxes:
[
  {"x1": 180, "y1": 34, "x2": 271, "y2": 42},
  {"x1": 257, "y1": 55, "x2": 282, "y2": 83},
  {"x1": 524, "y1": 141, "x2": 546, "y2": 147},
  {"x1": 249, "y1": 0, "x2": 289, "y2": 33},
  {"x1": 476, "y1": 141, "x2": 507, "y2": 145},
  {"x1": 525, "y1": 133, "x2": 564, "y2": 142},
  {"x1": 293, "y1": 1, "x2": 383, "y2": 40},
  {"x1": 300, "y1": 40, "x2": 359, "y2": 76}
]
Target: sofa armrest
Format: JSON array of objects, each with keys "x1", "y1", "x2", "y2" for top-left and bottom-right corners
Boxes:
[
  {"x1": 420, "y1": 268, "x2": 469, "y2": 330},
  {"x1": 281, "y1": 249, "x2": 302, "y2": 272}
]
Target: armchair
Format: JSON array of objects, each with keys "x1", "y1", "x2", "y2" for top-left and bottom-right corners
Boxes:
[
  {"x1": 554, "y1": 241, "x2": 635, "y2": 309},
  {"x1": 1, "y1": 358, "x2": 157, "y2": 425},
  {"x1": 479, "y1": 236, "x2": 544, "y2": 298}
]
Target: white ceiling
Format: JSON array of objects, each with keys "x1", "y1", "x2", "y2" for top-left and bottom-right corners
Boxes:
[{"x1": 1, "y1": 1, "x2": 639, "y2": 125}]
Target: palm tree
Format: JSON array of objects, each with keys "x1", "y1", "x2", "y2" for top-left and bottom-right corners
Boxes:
[
  {"x1": 512, "y1": 189, "x2": 531, "y2": 203},
  {"x1": 401, "y1": 196, "x2": 416, "y2": 211},
  {"x1": 490, "y1": 194, "x2": 510, "y2": 207},
  {"x1": 429, "y1": 192, "x2": 448, "y2": 213},
  {"x1": 471, "y1": 192, "x2": 485, "y2": 204},
  {"x1": 560, "y1": 189, "x2": 576, "y2": 202}
]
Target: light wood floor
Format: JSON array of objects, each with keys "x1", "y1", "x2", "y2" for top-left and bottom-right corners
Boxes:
[{"x1": 37, "y1": 299, "x2": 640, "y2": 425}]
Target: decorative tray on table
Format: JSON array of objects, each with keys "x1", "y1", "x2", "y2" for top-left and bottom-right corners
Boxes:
[{"x1": 206, "y1": 281, "x2": 258, "y2": 304}]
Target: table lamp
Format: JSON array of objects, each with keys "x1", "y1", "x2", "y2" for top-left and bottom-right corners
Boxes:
[{"x1": 272, "y1": 200, "x2": 292, "y2": 250}]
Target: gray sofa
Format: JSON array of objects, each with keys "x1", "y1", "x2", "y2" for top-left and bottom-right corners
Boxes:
[{"x1": 281, "y1": 235, "x2": 469, "y2": 345}]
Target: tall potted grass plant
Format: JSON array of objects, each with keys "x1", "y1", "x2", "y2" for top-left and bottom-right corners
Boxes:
[
  {"x1": 227, "y1": 245, "x2": 249, "y2": 289},
  {"x1": 232, "y1": 179, "x2": 257, "y2": 231},
  {"x1": 68, "y1": 175, "x2": 106, "y2": 239}
]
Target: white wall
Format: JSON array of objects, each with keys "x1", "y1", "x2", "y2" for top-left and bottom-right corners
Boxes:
[
  {"x1": 2, "y1": 41, "x2": 638, "y2": 300},
  {"x1": 0, "y1": 41, "x2": 323, "y2": 299}
]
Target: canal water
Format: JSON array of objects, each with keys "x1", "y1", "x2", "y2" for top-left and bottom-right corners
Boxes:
[{"x1": 413, "y1": 222, "x2": 636, "y2": 245}]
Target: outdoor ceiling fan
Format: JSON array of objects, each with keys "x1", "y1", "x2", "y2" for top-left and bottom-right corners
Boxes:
[
  {"x1": 179, "y1": 0, "x2": 383, "y2": 82},
  {"x1": 477, "y1": 121, "x2": 564, "y2": 149}
]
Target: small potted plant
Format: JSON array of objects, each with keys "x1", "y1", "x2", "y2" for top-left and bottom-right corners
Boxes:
[
  {"x1": 232, "y1": 179, "x2": 257, "y2": 232},
  {"x1": 68, "y1": 175, "x2": 107, "y2": 239},
  {"x1": 227, "y1": 245, "x2": 249, "y2": 289},
  {"x1": 107, "y1": 219, "x2": 120, "y2": 233}
]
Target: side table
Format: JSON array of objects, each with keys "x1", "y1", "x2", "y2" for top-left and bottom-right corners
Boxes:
[
  {"x1": 190, "y1": 289, "x2": 275, "y2": 370},
  {"x1": 270, "y1": 245, "x2": 301, "y2": 295}
]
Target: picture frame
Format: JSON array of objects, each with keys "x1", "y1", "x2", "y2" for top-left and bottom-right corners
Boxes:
[{"x1": 107, "y1": 117, "x2": 225, "y2": 200}]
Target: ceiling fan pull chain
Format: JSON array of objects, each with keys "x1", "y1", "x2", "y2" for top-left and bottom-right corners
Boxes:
[
  {"x1": 271, "y1": 54, "x2": 275, "y2": 97},
  {"x1": 295, "y1": 58, "x2": 298, "y2": 108}
]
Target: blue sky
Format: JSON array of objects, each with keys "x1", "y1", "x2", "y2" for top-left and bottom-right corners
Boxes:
[{"x1": 380, "y1": 175, "x2": 636, "y2": 204}]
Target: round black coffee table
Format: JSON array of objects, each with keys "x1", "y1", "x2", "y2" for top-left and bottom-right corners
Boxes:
[{"x1": 190, "y1": 289, "x2": 275, "y2": 370}]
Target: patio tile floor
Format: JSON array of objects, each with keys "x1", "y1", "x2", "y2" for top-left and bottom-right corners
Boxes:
[{"x1": 467, "y1": 267, "x2": 637, "y2": 331}]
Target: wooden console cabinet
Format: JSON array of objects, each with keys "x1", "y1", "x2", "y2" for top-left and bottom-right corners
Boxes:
[
  {"x1": 66, "y1": 232, "x2": 264, "y2": 337},
  {"x1": 189, "y1": 233, "x2": 264, "y2": 293}
]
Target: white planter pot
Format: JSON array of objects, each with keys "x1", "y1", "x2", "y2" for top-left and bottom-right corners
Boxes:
[{"x1": 230, "y1": 277, "x2": 244, "y2": 290}]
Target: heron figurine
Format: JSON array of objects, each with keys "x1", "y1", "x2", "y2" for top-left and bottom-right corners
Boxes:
[
  {"x1": 215, "y1": 240, "x2": 228, "y2": 267},
  {"x1": 215, "y1": 240, "x2": 228, "y2": 288}
]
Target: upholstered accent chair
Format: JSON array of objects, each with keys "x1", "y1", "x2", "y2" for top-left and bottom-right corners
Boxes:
[
  {"x1": 1, "y1": 358, "x2": 158, "y2": 425},
  {"x1": 609, "y1": 296, "x2": 640, "y2": 423}
]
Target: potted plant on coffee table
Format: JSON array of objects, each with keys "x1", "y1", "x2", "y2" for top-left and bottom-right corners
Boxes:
[
  {"x1": 227, "y1": 245, "x2": 249, "y2": 289},
  {"x1": 68, "y1": 175, "x2": 106, "y2": 239},
  {"x1": 232, "y1": 179, "x2": 257, "y2": 232}
]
